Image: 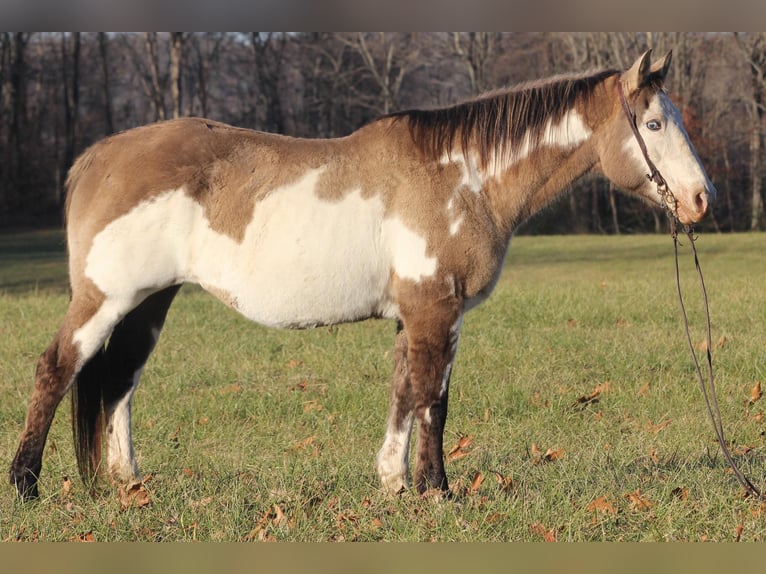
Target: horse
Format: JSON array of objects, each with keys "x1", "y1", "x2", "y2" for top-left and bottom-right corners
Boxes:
[{"x1": 10, "y1": 50, "x2": 715, "y2": 499}]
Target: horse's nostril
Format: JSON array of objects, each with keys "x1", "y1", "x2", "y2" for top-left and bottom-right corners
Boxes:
[{"x1": 695, "y1": 191, "x2": 708, "y2": 213}]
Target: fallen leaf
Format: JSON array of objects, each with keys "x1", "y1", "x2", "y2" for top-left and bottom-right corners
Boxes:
[
  {"x1": 72, "y1": 531, "x2": 95, "y2": 542},
  {"x1": 671, "y1": 486, "x2": 689, "y2": 501},
  {"x1": 447, "y1": 435, "x2": 473, "y2": 462},
  {"x1": 287, "y1": 359, "x2": 303, "y2": 369},
  {"x1": 290, "y1": 381, "x2": 307, "y2": 392},
  {"x1": 616, "y1": 318, "x2": 631, "y2": 327},
  {"x1": 645, "y1": 419, "x2": 671, "y2": 433},
  {"x1": 573, "y1": 382, "x2": 610, "y2": 408},
  {"x1": 182, "y1": 467, "x2": 195, "y2": 478},
  {"x1": 637, "y1": 381, "x2": 651, "y2": 397},
  {"x1": 530, "y1": 443, "x2": 541, "y2": 464},
  {"x1": 624, "y1": 489, "x2": 653, "y2": 512},
  {"x1": 531, "y1": 444, "x2": 563, "y2": 464},
  {"x1": 567, "y1": 319, "x2": 577, "y2": 327},
  {"x1": 530, "y1": 391, "x2": 549, "y2": 408},
  {"x1": 62, "y1": 476, "x2": 72, "y2": 497},
  {"x1": 220, "y1": 383, "x2": 242, "y2": 394},
  {"x1": 529, "y1": 522, "x2": 557, "y2": 542},
  {"x1": 470, "y1": 471, "x2": 484, "y2": 491},
  {"x1": 544, "y1": 447, "x2": 564, "y2": 462},
  {"x1": 493, "y1": 471, "x2": 515, "y2": 494},
  {"x1": 587, "y1": 495, "x2": 618, "y2": 515},
  {"x1": 697, "y1": 340, "x2": 709, "y2": 352},
  {"x1": 118, "y1": 481, "x2": 151, "y2": 510},
  {"x1": 733, "y1": 445, "x2": 754, "y2": 456},
  {"x1": 717, "y1": 335, "x2": 729, "y2": 349},
  {"x1": 749, "y1": 382, "x2": 762, "y2": 405},
  {"x1": 303, "y1": 399, "x2": 323, "y2": 413},
  {"x1": 735, "y1": 524, "x2": 744, "y2": 542}
]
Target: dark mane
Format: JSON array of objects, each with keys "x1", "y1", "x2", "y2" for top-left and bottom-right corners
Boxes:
[{"x1": 390, "y1": 69, "x2": 619, "y2": 168}]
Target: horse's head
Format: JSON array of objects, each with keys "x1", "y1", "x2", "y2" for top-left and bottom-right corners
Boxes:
[{"x1": 597, "y1": 50, "x2": 716, "y2": 225}]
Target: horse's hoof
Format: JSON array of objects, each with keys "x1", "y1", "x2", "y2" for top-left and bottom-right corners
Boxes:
[{"x1": 10, "y1": 469, "x2": 40, "y2": 500}]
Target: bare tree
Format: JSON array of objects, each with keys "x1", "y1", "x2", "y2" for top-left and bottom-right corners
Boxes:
[
  {"x1": 450, "y1": 32, "x2": 498, "y2": 95},
  {"x1": 144, "y1": 32, "x2": 167, "y2": 121},
  {"x1": 169, "y1": 32, "x2": 186, "y2": 119},
  {"x1": 60, "y1": 32, "x2": 81, "y2": 206},
  {"x1": 250, "y1": 32, "x2": 288, "y2": 133},
  {"x1": 97, "y1": 32, "x2": 114, "y2": 134},
  {"x1": 735, "y1": 32, "x2": 766, "y2": 230},
  {"x1": 342, "y1": 32, "x2": 422, "y2": 115}
]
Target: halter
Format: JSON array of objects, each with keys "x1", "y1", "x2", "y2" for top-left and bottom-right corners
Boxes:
[
  {"x1": 617, "y1": 79, "x2": 763, "y2": 500},
  {"x1": 616, "y1": 80, "x2": 679, "y2": 221}
]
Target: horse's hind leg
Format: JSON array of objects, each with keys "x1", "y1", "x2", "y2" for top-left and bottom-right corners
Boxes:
[
  {"x1": 101, "y1": 285, "x2": 180, "y2": 485},
  {"x1": 9, "y1": 293, "x2": 129, "y2": 499}
]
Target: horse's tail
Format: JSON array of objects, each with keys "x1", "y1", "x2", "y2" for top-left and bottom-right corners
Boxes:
[{"x1": 71, "y1": 348, "x2": 107, "y2": 491}]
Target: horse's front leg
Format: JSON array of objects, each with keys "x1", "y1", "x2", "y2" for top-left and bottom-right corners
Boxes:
[
  {"x1": 400, "y1": 293, "x2": 463, "y2": 494},
  {"x1": 376, "y1": 323, "x2": 414, "y2": 493}
]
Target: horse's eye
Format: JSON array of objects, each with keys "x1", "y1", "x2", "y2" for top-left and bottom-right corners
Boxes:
[{"x1": 646, "y1": 120, "x2": 662, "y2": 131}]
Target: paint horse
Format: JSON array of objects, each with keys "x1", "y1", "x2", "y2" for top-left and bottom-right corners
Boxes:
[{"x1": 11, "y1": 50, "x2": 715, "y2": 499}]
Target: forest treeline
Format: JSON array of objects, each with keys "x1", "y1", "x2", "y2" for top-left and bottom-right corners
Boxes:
[{"x1": 0, "y1": 32, "x2": 764, "y2": 233}]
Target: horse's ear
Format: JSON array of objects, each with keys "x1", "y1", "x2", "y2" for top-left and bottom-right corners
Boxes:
[
  {"x1": 621, "y1": 49, "x2": 653, "y2": 94},
  {"x1": 649, "y1": 50, "x2": 672, "y2": 83}
]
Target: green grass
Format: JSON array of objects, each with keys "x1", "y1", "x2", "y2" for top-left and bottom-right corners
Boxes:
[{"x1": 1, "y1": 229, "x2": 766, "y2": 541}]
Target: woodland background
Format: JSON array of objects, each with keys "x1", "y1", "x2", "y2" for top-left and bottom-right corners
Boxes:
[{"x1": 0, "y1": 32, "x2": 764, "y2": 234}]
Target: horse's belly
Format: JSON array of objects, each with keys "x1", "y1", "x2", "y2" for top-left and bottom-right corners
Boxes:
[{"x1": 189, "y1": 176, "x2": 396, "y2": 329}]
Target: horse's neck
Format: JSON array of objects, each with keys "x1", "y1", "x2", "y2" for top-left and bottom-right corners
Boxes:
[{"x1": 483, "y1": 117, "x2": 599, "y2": 236}]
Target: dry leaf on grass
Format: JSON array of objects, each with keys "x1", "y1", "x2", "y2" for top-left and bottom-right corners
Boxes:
[
  {"x1": 447, "y1": 435, "x2": 473, "y2": 462},
  {"x1": 530, "y1": 443, "x2": 564, "y2": 465},
  {"x1": 624, "y1": 489, "x2": 653, "y2": 512},
  {"x1": 572, "y1": 382, "x2": 610, "y2": 408},
  {"x1": 529, "y1": 522, "x2": 557, "y2": 542},
  {"x1": 118, "y1": 481, "x2": 151, "y2": 510},
  {"x1": 671, "y1": 486, "x2": 689, "y2": 501},
  {"x1": 749, "y1": 381, "x2": 762, "y2": 405},
  {"x1": 71, "y1": 530, "x2": 95, "y2": 542},
  {"x1": 493, "y1": 471, "x2": 516, "y2": 494},
  {"x1": 470, "y1": 471, "x2": 484, "y2": 492},
  {"x1": 735, "y1": 524, "x2": 744, "y2": 542},
  {"x1": 587, "y1": 495, "x2": 618, "y2": 516},
  {"x1": 645, "y1": 419, "x2": 671, "y2": 433}
]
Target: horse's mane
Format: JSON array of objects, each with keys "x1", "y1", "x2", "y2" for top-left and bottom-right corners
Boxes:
[{"x1": 389, "y1": 68, "x2": 620, "y2": 168}]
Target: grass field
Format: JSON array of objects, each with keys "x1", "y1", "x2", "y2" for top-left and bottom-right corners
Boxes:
[{"x1": 1, "y1": 229, "x2": 765, "y2": 542}]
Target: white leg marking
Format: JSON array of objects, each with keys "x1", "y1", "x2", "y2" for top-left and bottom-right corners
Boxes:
[
  {"x1": 376, "y1": 412, "x2": 414, "y2": 493},
  {"x1": 106, "y1": 368, "x2": 142, "y2": 484},
  {"x1": 441, "y1": 315, "x2": 463, "y2": 397}
]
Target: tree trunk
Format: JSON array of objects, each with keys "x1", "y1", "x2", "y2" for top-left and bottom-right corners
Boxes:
[
  {"x1": 98, "y1": 32, "x2": 114, "y2": 134},
  {"x1": 60, "y1": 32, "x2": 81, "y2": 208},
  {"x1": 169, "y1": 32, "x2": 185, "y2": 119},
  {"x1": 144, "y1": 32, "x2": 167, "y2": 121},
  {"x1": 749, "y1": 111, "x2": 764, "y2": 230}
]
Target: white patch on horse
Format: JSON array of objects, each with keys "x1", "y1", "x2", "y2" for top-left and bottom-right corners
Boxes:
[
  {"x1": 441, "y1": 315, "x2": 463, "y2": 397},
  {"x1": 72, "y1": 297, "x2": 142, "y2": 368},
  {"x1": 439, "y1": 151, "x2": 484, "y2": 194},
  {"x1": 497, "y1": 109, "x2": 593, "y2": 173},
  {"x1": 446, "y1": 197, "x2": 465, "y2": 236},
  {"x1": 376, "y1": 412, "x2": 414, "y2": 493},
  {"x1": 381, "y1": 217, "x2": 438, "y2": 282},
  {"x1": 83, "y1": 168, "x2": 415, "y2": 329}
]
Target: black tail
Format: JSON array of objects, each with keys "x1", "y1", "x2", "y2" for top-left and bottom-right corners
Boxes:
[{"x1": 71, "y1": 347, "x2": 108, "y2": 491}]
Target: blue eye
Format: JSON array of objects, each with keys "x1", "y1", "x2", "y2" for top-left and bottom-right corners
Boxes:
[{"x1": 646, "y1": 120, "x2": 662, "y2": 131}]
